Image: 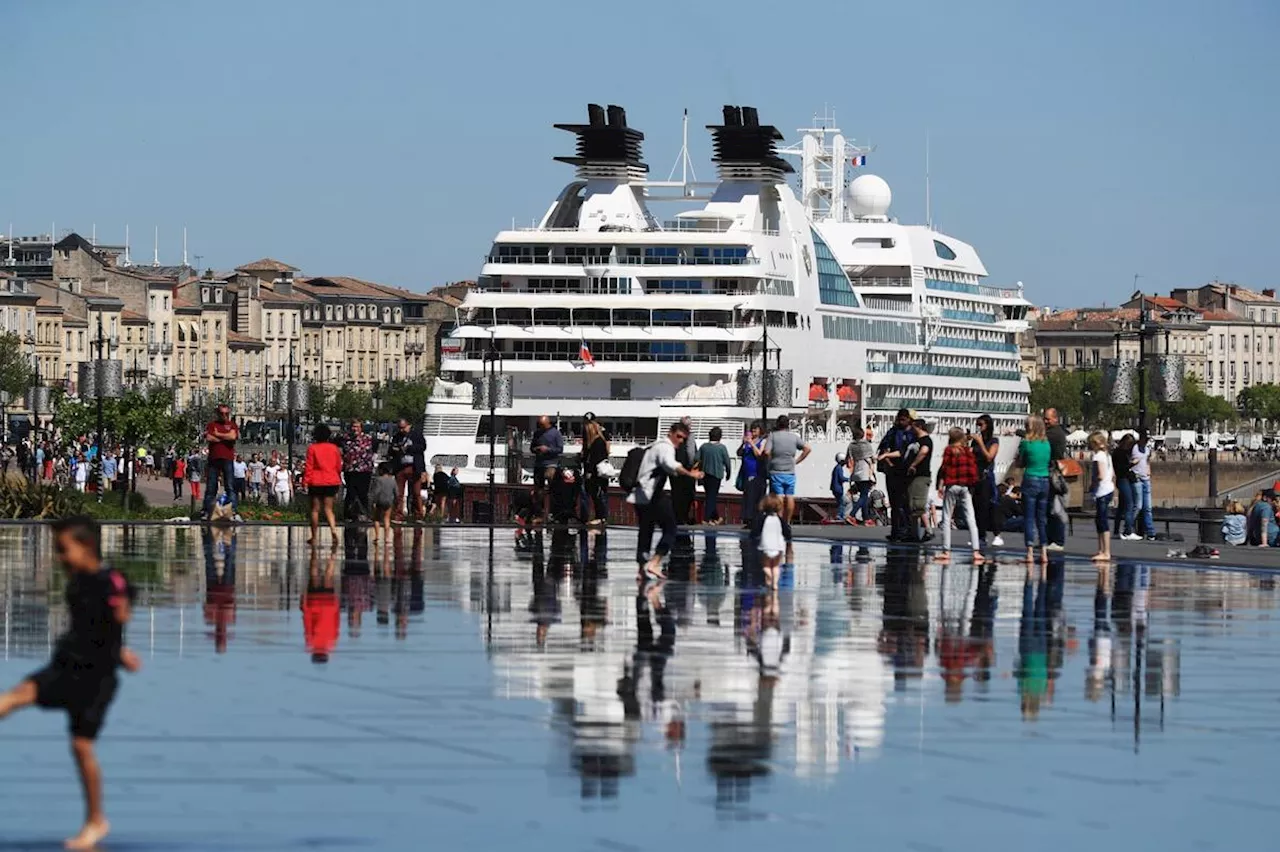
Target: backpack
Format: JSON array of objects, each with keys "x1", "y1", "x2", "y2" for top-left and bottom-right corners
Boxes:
[{"x1": 618, "y1": 446, "x2": 648, "y2": 492}]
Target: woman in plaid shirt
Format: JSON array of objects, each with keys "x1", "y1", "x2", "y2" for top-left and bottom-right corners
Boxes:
[{"x1": 937, "y1": 427, "x2": 984, "y2": 563}]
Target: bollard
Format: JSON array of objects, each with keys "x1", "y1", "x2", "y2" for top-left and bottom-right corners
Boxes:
[
  {"x1": 1207, "y1": 448, "x2": 1218, "y2": 500},
  {"x1": 1197, "y1": 505, "x2": 1225, "y2": 545}
]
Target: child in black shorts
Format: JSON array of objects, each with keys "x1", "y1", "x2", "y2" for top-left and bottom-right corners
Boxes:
[{"x1": 0, "y1": 515, "x2": 140, "y2": 849}]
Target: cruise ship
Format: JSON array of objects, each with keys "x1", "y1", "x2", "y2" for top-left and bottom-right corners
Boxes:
[{"x1": 425, "y1": 104, "x2": 1030, "y2": 498}]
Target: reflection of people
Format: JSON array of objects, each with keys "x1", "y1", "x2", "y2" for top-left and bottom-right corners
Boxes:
[
  {"x1": 1087, "y1": 567, "x2": 1112, "y2": 702},
  {"x1": 202, "y1": 526, "x2": 238, "y2": 654},
  {"x1": 0, "y1": 516, "x2": 141, "y2": 850},
  {"x1": 342, "y1": 525, "x2": 371, "y2": 639},
  {"x1": 529, "y1": 532, "x2": 561, "y2": 648},
  {"x1": 302, "y1": 545, "x2": 339, "y2": 663}
]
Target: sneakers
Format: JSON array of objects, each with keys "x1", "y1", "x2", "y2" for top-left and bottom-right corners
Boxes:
[
  {"x1": 1121, "y1": 533, "x2": 1142, "y2": 541},
  {"x1": 1045, "y1": 543, "x2": 1065, "y2": 552},
  {"x1": 992, "y1": 536, "x2": 1005, "y2": 547},
  {"x1": 1188, "y1": 544, "x2": 1220, "y2": 559},
  {"x1": 232, "y1": 513, "x2": 244, "y2": 524}
]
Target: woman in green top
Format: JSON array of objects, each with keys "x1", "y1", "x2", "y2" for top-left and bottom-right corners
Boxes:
[
  {"x1": 1017, "y1": 414, "x2": 1052, "y2": 565},
  {"x1": 697, "y1": 427, "x2": 732, "y2": 525}
]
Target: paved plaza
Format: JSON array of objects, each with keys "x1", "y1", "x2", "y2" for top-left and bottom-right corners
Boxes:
[{"x1": 0, "y1": 523, "x2": 1276, "y2": 850}]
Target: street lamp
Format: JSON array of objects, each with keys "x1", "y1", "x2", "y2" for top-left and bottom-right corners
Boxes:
[
  {"x1": 80, "y1": 313, "x2": 122, "y2": 502},
  {"x1": 472, "y1": 340, "x2": 511, "y2": 524}
]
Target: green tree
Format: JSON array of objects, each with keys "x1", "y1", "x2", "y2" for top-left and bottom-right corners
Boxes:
[
  {"x1": 301, "y1": 379, "x2": 330, "y2": 424},
  {"x1": 0, "y1": 331, "x2": 34, "y2": 399},
  {"x1": 52, "y1": 382, "x2": 184, "y2": 448},
  {"x1": 378, "y1": 377, "x2": 435, "y2": 422},
  {"x1": 1238, "y1": 384, "x2": 1280, "y2": 424},
  {"x1": 330, "y1": 386, "x2": 374, "y2": 423},
  {"x1": 1160, "y1": 376, "x2": 1236, "y2": 428}
]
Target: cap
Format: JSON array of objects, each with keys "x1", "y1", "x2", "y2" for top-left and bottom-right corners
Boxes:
[{"x1": 835, "y1": 453, "x2": 846, "y2": 463}]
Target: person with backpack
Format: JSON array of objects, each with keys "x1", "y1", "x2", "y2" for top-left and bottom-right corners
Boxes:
[
  {"x1": 624, "y1": 422, "x2": 703, "y2": 580},
  {"x1": 875, "y1": 409, "x2": 915, "y2": 541},
  {"x1": 937, "y1": 427, "x2": 982, "y2": 563}
]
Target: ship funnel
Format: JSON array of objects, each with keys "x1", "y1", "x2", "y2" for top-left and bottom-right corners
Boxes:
[
  {"x1": 554, "y1": 103, "x2": 648, "y2": 181},
  {"x1": 707, "y1": 104, "x2": 793, "y2": 183}
]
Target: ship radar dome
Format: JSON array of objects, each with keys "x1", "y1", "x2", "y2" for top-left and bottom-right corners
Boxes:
[{"x1": 848, "y1": 174, "x2": 892, "y2": 220}]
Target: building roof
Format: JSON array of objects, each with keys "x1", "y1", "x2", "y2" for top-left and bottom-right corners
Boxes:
[
  {"x1": 120, "y1": 309, "x2": 148, "y2": 323},
  {"x1": 235, "y1": 258, "x2": 299, "y2": 274},
  {"x1": 258, "y1": 287, "x2": 316, "y2": 306},
  {"x1": 1201, "y1": 309, "x2": 1251, "y2": 323},
  {"x1": 226, "y1": 330, "x2": 265, "y2": 348}
]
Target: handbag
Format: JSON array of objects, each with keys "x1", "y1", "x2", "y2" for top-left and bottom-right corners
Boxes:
[
  {"x1": 595, "y1": 459, "x2": 618, "y2": 478},
  {"x1": 1049, "y1": 465, "x2": 1069, "y2": 497}
]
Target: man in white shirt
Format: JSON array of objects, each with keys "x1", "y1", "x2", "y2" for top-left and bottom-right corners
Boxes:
[{"x1": 627, "y1": 422, "x2": 703, "y2": 579}]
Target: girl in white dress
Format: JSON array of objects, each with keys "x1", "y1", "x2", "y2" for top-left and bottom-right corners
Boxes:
[{"x1": 758, "y1": 494, "x2": 787, "y2": 589}]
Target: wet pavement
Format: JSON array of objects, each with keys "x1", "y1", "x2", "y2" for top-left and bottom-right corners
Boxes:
[{"x1": 0, "y1": 523, "x2": 1277, "y2": 851}]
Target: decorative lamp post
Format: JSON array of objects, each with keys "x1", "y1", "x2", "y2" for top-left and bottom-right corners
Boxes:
[
  {"x1": 472, "y1": 340, "x2": 511, "y2": 524},
  {"x1": 82, "y1": 313, "x2": 123, "y2": 502}
]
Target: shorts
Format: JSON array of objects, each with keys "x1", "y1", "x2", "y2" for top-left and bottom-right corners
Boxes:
[
  {"x1": 310, "y1": 485, "x2": 339, "y2": 498},
  {"x1": 29, "y1": 664, "x2": 118, "y2": 740},
  {"x1": 908, "y1": 477, "x2": 931, "y2": 513},
  {"x1": 534, "y1": 466, "x2": 556, "y2": 491},
  {"x1": 769, "y1": 473, "x2": 797, "y2": 496}
]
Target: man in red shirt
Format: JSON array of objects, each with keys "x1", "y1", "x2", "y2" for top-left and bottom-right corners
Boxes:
[{"x1": 200, "y1": 404, "x2": 242, "y2": 522}]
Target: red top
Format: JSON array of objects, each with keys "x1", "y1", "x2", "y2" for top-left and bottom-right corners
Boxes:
[
  {"x1": 938, "y1": 445, "x2": 979, "y2": 488},
  {"x1": 303, "y1": 442, "x2": 343, "y2": 487},
  {"x1": 174, "y1": 458, "x2": 186, "y2": 479},
  {"x1": 303, "y1": 590, "x2": 339, "y2": 655},
  {"x1": 205, "y1": 419, "x2": 238, "y2": 462}
]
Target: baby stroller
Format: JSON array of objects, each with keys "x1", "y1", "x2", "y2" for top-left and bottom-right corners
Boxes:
[{"x1": 865, "y1": 488, "x2": 890, "y2": 526}]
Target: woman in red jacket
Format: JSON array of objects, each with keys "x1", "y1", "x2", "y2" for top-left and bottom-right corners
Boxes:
[{"x1": 303, "y1": 423, "x2": 344, "y2": 546}]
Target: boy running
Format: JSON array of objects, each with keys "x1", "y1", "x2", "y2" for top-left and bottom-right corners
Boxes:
[{"x1": 0, "y1": 515, "x2": 140, "y2": 849}]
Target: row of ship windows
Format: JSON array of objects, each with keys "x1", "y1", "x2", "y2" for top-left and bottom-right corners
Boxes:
[{"x1": 823, "y1": 315, "x2": 1019, "y2": 353}]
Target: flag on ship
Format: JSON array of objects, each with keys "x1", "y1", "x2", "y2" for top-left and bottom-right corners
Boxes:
[
  {"x1": 578, "y1": 338, "x2": 595, "y2": 367},
  {"x1": 850, "y1": 154, "x2": 867, "y2": 167}
]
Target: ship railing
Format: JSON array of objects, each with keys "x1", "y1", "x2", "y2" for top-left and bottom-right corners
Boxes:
[
  {"x1": 850, "y1": 276, "x2": 912, "y2": 288},
  {"x1": 484, "y1": 254, "x2": 761, "y2": 267},
  {"x1": 448, "y1": 351, "x2": 750, "y2": 364},
  {"x1": 459, "y1": 317, "x2": 760, "y2": 330}
]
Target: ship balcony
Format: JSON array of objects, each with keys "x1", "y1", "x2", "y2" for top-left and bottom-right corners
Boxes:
[
  {"x1": 848, "y1": 276, "x2": 913, "y2": 288},
  {"x1": 866, "y1": 362, "x2": 1023, "y2": 382},
  {"x1": 483, "y1": 253, "x2": 761, "y2": 269}
]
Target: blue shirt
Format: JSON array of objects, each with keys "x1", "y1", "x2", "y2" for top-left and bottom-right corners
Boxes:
[
  {"x1": 741, "y1": 438, "x2": 764, "y2": 478},
  {"x1": 831, "y1": 463, "x2": 850, "y2": 496},
  {"x1": 103, "y1": 457, "x2": 118, "y2": 479}
]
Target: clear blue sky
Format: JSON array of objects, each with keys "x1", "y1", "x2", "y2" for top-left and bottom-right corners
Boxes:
[{"x1": 4, "y1": 0, "x2": 1277, "y2": 306}]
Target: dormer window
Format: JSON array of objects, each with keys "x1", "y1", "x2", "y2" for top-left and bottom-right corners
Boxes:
[
  {"x1": 202, "y1": 287, "x2": 210, "y2": 302},
  {"x1": 394, "y1": 308, "x2": 402, "y2": 323},
  {"x1": 325, "y1": 305, "x2": 333, "y2": 320},
  {"x1": 214, "y1": 289, "x2": 223, "y2": 304},
  {"x1": 358, "y1": 305, "x2": 366, "y2": 320}
]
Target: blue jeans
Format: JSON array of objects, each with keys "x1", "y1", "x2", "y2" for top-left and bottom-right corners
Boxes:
[
  {"x1": 833, "y1": 490, "x2": 849, "y2": 520},
  {"x1": 1115, "y1": 478, "x2": 1136, "y2": 535},
  {"x1": 1136, "y1": 478, "x2": 1154, "y2": 537},
  {"x1": 1021, "y1": 475, "x2": 1050, "y2": 548},
  {"x1": 852, "y1": 480, "x2": 871, "y2": 522},
  {"x1": 1094, "y1": 493, "x2": 1113, "y2": 534},
  {"x1": 202, "y1": 457, "x2": 239, "y2": 515}
]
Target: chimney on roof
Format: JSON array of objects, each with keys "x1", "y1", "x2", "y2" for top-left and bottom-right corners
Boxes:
[
  {"x1": 100, "y1": 251, "x2": 118, "y2": 269},
  {"x1": 276, "y1": 271, "x2": 293, "y2": 296},
  {"x1": 1264, "y1": 289, "x2": 1276, "y2": 299},
  {"x1": 587, "y1": 103, "x2": 605, "y2": 127}
]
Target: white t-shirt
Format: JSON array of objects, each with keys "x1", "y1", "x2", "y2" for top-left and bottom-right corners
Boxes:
[
  {"x1": 759, "y1": 514, "x2": 787, "y2": 555},
  {"x1": 626, "y1": 439, "x2": 680, "y2": 505},
  {"x1": 273, "y1": 468, "x2": 292, "y2": 494},
  {"x1": 1130, "y1": 444, "x2": 1152, "y2": 480},
  {"x1": 1092, "y1": 450, "x2": 1115, "y2": 498}
]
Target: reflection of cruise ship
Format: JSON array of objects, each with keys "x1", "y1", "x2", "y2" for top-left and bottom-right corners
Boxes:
[{"x1": 424, "y1": 104, "x2": 1031, "y2": 496}]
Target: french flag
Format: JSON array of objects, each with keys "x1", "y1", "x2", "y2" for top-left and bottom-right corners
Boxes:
[
  {"x1": 850, "y1": 154, "x2": 866, "y2": 167},
  {"x1": 579, "y1": 338, "x2": 595, "y2": 366}
]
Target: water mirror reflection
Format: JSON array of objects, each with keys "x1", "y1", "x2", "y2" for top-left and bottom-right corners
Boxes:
[{"x1": 0, "y1": 523, "x2": 1275, "y2": 850}]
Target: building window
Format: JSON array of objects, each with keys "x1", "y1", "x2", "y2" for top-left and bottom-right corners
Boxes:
[
  {"x1": 933, "y1": 240, "x2": 958, "y2": 261},
  {"x1": 1207, "y1": 361, "x2": 1213, "y2": 380},
  {"x1": 266, "y1": 313, "x2": 273, "y2": 334},
  {"x1": 1091, "y1": 348, "x2": 1100, "y2": 366},
  {"x1": 1057, "y1": 349, "x2": 1066, "y2": 368},
  {"x1": 1231, "y1": 335, "x2": 1236, "y2": 352},
  {"x1": 1074, "y1": 349, "x2": 1083, "y2": 366},
  {"x1": 215, "y1": 320, "x2": 222, "y2": 340}
]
